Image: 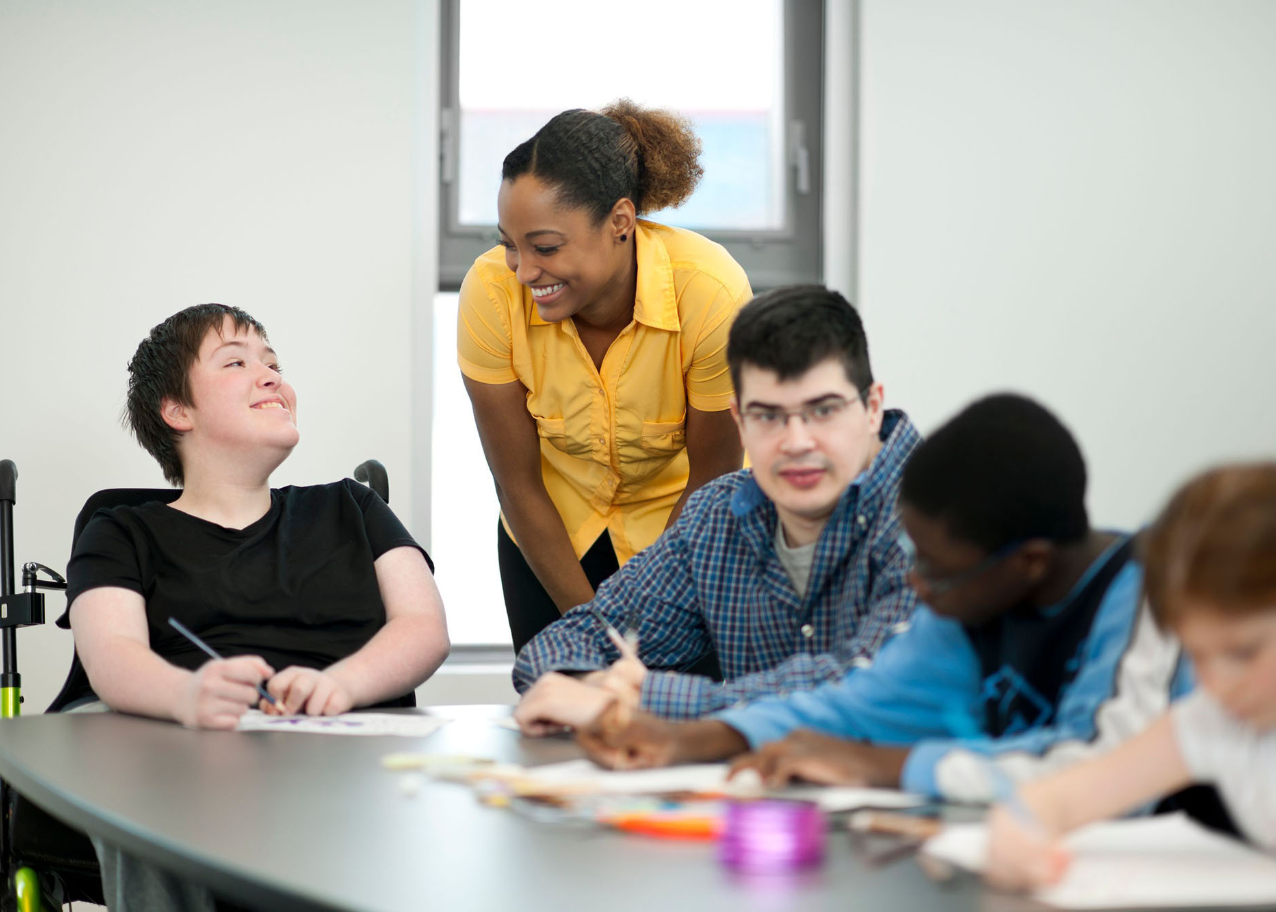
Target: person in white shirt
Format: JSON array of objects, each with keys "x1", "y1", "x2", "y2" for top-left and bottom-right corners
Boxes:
[{"x1": 986, "y1": 462, "x2": 1276, "y2": 890}]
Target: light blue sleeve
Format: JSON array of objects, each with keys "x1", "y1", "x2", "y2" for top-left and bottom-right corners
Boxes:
[
  {"x1": 713, "y1": 607, "x2": 984, "y2": 749},
  {"x1": 901, "y1": 564, "x2": 1182, "y2": 799}
]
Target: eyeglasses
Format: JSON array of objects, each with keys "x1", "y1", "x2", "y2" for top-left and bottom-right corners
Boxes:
[
  {"x1": 740, "y1": 390, "x2": 869, "y2": 436},
  {"x1": 899, "y1": 533, "x2": 1025, "y2": 597}
]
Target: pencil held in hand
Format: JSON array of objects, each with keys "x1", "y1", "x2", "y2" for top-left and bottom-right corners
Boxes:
[{"x1": 167, "y1": 617, "x2": 283, "y2": 712}]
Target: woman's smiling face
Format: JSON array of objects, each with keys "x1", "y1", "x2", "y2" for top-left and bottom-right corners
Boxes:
[{"x1": 496, "y1": 174, "x2": 631, "y2": 323}]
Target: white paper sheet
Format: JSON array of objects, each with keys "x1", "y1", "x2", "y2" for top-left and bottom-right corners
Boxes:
[
  {"x1": 924, "y1": 812, "x2": 1276, "y2": 909},
  {"x1": 235, "y1": 710, "x2": 448, "y2": 738},
  {"x1": 517, "y1": 759, "x2": 923, "y2": 811}
]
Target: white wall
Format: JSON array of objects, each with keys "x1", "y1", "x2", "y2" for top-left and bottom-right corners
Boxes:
[
  {"x1": 858, "y1": 0, "x2": 1276, "y2": 530},
  {"x1": 0, "y1": 1, "x2": 437, "y2": 710}
]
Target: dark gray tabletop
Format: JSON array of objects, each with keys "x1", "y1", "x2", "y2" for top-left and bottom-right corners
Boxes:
[{"x1": 0, "y1": 706, "x2": 1003, "y2": 911}]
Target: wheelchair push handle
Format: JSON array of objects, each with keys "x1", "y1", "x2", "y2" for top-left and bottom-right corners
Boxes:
[{"x1": 0, "y1": 459, "x2": 15, "y2": 505}]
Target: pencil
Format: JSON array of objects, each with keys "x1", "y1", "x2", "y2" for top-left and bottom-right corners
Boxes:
[
  {"x1": 167, "y1": 617, "x2": 285, "y2": 713},
  {"x1": 588, "y1": 605, "x2": 640, "y2": 662}
]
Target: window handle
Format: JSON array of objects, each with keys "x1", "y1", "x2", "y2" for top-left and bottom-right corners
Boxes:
[
  {"x1": 440, "y1": 107, "x2": 457, "y2": 185},
  {"x1": 790, "y1": 120, "x2": 811, "y2": 196}
]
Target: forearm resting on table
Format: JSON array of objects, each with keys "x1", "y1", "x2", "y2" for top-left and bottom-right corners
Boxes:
[
  {"x1": 79, "y1": 635, "x2": 198, "y2": 722},
  {"x1": 497, "y1": 484, "x2": 595, "y2": 614},
  {"x1": 326, "y1": 612, "x2": 449, "y2": 708},
  {"x1": 673, "y1": 719, "x2": 752, "y2": 764}
]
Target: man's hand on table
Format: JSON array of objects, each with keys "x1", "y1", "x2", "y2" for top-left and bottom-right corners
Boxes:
[
  {"x1": 514, "y1": 656, "x2": 646, "y2": 736},
  {"x1": 576, "y1": 706, "x2": 750, "y2": 770},
  {"x1": 176, "y1": 656, "x2": 275, "y2": 730},
  {"x1": 265, "y1": 666, "x2": 355, "y2": 716},
  {"x1": 727, "y1": 730, "x2": 910, "y2": 788}
]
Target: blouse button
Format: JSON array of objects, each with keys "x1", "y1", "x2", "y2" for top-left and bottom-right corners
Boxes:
[
  {"x1": 800, "y1": 624, "x2": 815, "y2": 638},
  {"x1": 857, "y1": 515, "x2": 868, "y2": 528}
]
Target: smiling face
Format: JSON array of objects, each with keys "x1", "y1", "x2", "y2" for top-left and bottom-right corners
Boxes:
[
  {"x1": 732, "y1": 358, "x2": 884, "y2": 543},
  {"x1": 1176, "y1": 606, "x2": 1276, "y2": 730},
  {"x1": 496, "y1": 174, "x2": 634, "y2": 324},
  {"x1": 162, "y1": 317, "x2": 298, "y2": 472}
]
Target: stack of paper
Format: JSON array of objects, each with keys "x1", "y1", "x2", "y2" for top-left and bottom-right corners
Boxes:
[
  {"x1": 516, "y1": 759, "x2": 924, "y2": 812},
  {"x1": 924, "y1": 812, "x2": 1276, "y2": 909}
]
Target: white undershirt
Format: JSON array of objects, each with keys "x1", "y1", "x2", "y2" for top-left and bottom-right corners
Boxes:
[{"x1": 1172, "y1": 688, "x2": 1276, "y2": 851}]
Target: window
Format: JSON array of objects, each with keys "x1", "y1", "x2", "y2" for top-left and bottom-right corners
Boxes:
[
  {"x1": 438, "y1": 0, "x2": 824, "y2": 289},
  {"x1": 433, "y1": 0, "x2": 826, "y2": 646}
]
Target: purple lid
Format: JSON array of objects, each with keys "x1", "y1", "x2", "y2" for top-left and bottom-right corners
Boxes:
[{"x1": 718, "y1": 799, "x2": 827, "y2": 872}]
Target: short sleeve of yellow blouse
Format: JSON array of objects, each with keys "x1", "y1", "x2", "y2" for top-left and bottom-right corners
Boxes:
[{"x1": 456, "y1": 221, "x2": 752, "y2": 562}]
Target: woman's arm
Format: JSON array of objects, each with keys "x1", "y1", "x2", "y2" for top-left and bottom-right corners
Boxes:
[
  {"x1": 70, "y1": 588, "x2": 274, "y2": 729},
  {"x1": 271, "y1": 546, "x2": 450, "y2": 714},
  {"x1": 463, "y1": 374, "x2": 596, "y2": 614},
  {"x1": 664, "y1": 405, "x2": 744, "y2": 529}
]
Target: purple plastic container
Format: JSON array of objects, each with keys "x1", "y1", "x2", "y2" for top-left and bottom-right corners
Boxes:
[{"x1": 718, "y1": 799, "x2": 827, "y2": 872}]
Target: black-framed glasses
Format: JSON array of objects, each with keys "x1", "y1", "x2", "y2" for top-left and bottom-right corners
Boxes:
[
  {"x1": 899, "y1": 534, "x2": 1025, "y2": 597},
  {"x1": 740, "y1": 388, "x2": 871, "y2": 436}
]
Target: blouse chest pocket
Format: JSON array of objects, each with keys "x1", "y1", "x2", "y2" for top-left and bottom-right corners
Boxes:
[
  {"x1": 637, "y1": 418, "x2": 687, "y2": 455},
  {"x1": 533, "y1": 415, "x2": 593, "y2": 458}
]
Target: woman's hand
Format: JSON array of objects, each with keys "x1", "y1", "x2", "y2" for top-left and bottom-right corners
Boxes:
[
  {"x1": 984, "y1": 805, "x2": 1071, "y2": 892},
  {"x1": 175, "y1": 656, "x2": 274, "y2": 730},
  {"x1": 266, "y1": 666, "x2": 356, "y2": 716}
]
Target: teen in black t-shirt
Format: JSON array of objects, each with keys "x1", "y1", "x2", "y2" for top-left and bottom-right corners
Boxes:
[{"x1": 66, "y1": 304, "x2": 449, "y2": 729}]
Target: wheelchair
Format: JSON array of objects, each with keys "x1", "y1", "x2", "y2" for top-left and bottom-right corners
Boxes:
[{"x1": 0, "y1": 458, "x2": 391, "y2": 912}]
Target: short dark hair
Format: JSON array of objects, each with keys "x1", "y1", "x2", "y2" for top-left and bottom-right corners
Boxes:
[
  {"x1": 502, "y1": 99, "x2": 703, "y2": 223},
  {"x1": 126, "y1": 303, "x2": 268, "y2": 486},
  {"x1": 726, "y1": 285, "x2": 874, "y2": 396},
  {"x1": 901, "y1": 394, "x2": 1089, "y2": 552}
]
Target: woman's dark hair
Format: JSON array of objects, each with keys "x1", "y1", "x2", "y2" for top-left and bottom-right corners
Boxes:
[
  {"x1": 1142, "y1": 463, "x2": 1276, "y2": 629},
  {"x1": 501, "y1": 99, "x2": 703, "y2": 223},
  {"x1": 126, "y1": 303, "x2": 268, "y2": 486},
  {"x1": 726, "y1": 285, "x2": 873, "y2": 396},
  {"x1": 901, "y1": 394, "x2": 1090, "y2": 552}
]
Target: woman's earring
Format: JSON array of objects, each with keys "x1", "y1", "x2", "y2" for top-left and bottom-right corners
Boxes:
[{"x1": 619, "y1": 233, "x2": 628, "y2": 242}]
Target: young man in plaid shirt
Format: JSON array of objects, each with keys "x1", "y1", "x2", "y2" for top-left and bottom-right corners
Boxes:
[{"x1": 513, "y1": 285, "x2": 922, "y2": 729}]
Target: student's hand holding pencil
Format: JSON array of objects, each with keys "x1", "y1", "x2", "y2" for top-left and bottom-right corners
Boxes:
[
  {"x1": 176, "y1": 656, "x2": 276, "y2": 730},
  {"x1": 514, "y1": 672, "x2": 620, "y2": 736},
  {"x1": 984, "y1": 802, "x2": 1070, "y2": 891}
]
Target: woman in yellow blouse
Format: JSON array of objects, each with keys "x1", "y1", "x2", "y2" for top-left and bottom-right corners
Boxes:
[{"x1": 458, "y1": 100, "x2": 751, "y2": 652}]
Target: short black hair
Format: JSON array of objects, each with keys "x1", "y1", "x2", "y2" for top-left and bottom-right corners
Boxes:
[
  {"x1": 901, "y1": 394, "x2": 1089, "y2": 552},
  {"x1": 726, "y1": 285, "x2": 873, "y2": 396},
  {"x1": 126, "y1": 303, "x2": 268, "y2": 486}
]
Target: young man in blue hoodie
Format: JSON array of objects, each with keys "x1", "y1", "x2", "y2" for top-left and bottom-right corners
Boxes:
[{"x1": 579, "y1": 394, "x2": 1194, "y2": 803}]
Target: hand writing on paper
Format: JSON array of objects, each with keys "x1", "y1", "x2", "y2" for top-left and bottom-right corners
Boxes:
[
  {"x1": 177, "y1": 656, "x2": 275, "y2": 730},
  {"x1": 576, "y1": 704, "x2": 684, "y2": 770},
  {"x1": 514, "y1": 672, "x2": 618, "y2": 736},
  {"x1": 266, "y1": 667, "x2": 355, "y2": 716},
  {"x1": 727, "y1": 730, "x2": 909, "y2": 788},
  {"x1": 984, "y1": 804, "x2": 1071, "y2": 891}
]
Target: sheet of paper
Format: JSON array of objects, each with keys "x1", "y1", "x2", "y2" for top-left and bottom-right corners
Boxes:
[
  {"x1": 924, "y1": 812, "x2": 1276, "y2": 909},
  {"x1": 517, "y1": 759, "x2": 923, "y2": 810},
  {"x1": 492, "y1": 716, "x2": 524, "y2": 732},
  {"x1": 236, "y1": 710, "x2": 448, "y2": 738}
]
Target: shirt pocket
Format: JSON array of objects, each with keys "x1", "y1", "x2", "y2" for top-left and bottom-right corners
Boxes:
[
  {"x1": 533, "y1": 415, "x2": 592, "y2": 458},
  {"x1": 637, "y1": 417, "x2": 687, "y2": 455}
]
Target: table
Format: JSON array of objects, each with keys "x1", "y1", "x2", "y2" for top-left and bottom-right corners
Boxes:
[{"x1": 0, "y1": 706, "x2": 996, "y2": 911}]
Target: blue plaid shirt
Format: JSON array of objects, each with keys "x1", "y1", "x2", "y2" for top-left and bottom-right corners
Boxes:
[{"x1": 513, "y1": 410, "x2": 922, "y2": 719}]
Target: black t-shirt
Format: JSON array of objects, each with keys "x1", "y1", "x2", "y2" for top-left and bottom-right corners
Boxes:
[{"x1": 59, "y1": 479, "x2": 432, "y2": 709}]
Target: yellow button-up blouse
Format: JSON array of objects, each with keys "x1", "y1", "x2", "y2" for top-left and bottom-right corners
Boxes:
[{"x1": 457, "y1": 220, "x2": 751, "y2": 563}]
